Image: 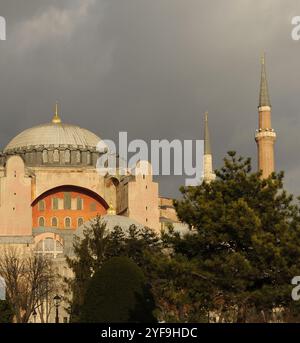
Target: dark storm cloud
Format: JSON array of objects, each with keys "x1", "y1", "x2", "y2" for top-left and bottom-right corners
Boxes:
[{"x1": 0, "y1": 0, "x2": 300, "y2": 197}]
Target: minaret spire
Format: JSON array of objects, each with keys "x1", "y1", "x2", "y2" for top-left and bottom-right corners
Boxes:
[
  {"x1": 203, "y1": 111, "x2": 215, "y2": 183},
  {"x1": 255, "y1": 53, "x2": 276, "y2": 178},
  {"x1": 204, "y1": 111, "x2": 212, "y2": 155},
  {"x1": 52, "y1": 102, "x2": 62, "y2": 124},
  {"x1": 259, "y1": 52, "x2": 271, "y2": 107}
]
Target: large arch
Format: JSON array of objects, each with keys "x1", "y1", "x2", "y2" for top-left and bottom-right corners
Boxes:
[
  {"x1": 32, "y1": 185, "x2": 109, "y2": 209},
  {"x1": 32, "y1": 185, "x2": 109, "y2": 230}
]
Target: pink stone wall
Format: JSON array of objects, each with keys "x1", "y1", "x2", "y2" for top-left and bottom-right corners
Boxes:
[
  {"x1": 0, "y1": 156, "x2": 32, "y2": 236},
  {"x1": 127, "y1": 161, "x2": 160, "y2": 232}
]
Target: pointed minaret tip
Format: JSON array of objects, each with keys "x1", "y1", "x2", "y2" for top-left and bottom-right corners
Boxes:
[
  {"x1": 259, "y1": 52, "x2": 271, "y2": 108},
  {"x1": 52, "y1": 101, "x2": 62, "y2": 124},
  {"x1": 204, "y1": 111, "x2": 208, "y2": 122},
  {"x1": 204, "y1": 111, "x2": 212, "y2": 155},
  {"x1": 261, "y1": 52, "x2": 265, "y2": 65}
]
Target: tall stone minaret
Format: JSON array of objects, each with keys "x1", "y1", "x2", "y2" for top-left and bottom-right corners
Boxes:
[
  {"x1": 255, "y1": 54, "x2": 276, "y2": 178},
  {"x1": 203, "y1": 111, "x2": 216, "y2": 183}
]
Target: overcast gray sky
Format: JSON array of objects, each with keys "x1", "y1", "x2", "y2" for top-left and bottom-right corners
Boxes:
[{"x1": 0, "y1": 0, "x2": 300, "y2": 197}]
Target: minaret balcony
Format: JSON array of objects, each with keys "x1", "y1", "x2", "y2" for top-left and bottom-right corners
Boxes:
[{"x1": 255, "y1": 130, "x2": 276, "y2": 141}]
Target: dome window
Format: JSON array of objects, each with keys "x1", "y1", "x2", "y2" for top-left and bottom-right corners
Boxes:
[
  {"x1": 53, "y1": 149, "x2": 59, "y2": 163},
  {"x1": 75, "y1": 151, "x2": 81, "y2": 164},
  {"x1": 42, "y1": 150, "x2": 48, "y2": 163},
  {"x1": 65, "y1": 150, "x2": 71, "y2": 163},
  {"x1": 87, "y1": 151, "x2": 91, "y2": 165}
]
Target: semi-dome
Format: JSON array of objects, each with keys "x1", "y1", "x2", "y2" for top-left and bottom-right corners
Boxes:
[
  {"x1": 4, "y1": 105, "x2": 101, "y2": 153},
  {"x1": 75, "y1": 215, "x2": 145, "y2": 239}
]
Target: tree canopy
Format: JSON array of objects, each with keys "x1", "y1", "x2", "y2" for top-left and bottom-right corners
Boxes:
[
  {"x1": 66, "y1": 218, "x2": 162, "y2": 322},
  {"x1": 67, "y1": 152, "x2": 300, "y2": 322},
  {"x1": 80, "y1": 257, "x2": 156, "y2": 323},
  {"x1": 168, "y1": 151, "x2": 300, "y2": 322}
]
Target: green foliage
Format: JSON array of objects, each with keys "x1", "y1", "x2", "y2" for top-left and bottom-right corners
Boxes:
[
  {"x1": 0, "y1": 300, "x2": 14, "y2": 323},
  {"x1": 67, "y1": 152, "x2": 300, "y2": 322},
  {"x1": 80, "y1": 257, "x2": 156, "y2": 323},
  {"x1": 66, "y1": 216, "x2": 162, "y2": 322},
  {"x1": 145, "y1": 250, "x2": 212, "y2": 322},
  {"x1": 168, "y1": 151, "x2": 300, "y2": 322}
]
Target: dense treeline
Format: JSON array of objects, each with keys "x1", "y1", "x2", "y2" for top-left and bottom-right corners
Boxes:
[{"x1": 67, "y1": 152, "x2": 300, "y2": 323}]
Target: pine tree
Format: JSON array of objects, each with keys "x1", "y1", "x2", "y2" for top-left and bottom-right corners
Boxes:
[{"x1": 170, "y1": 151, "x2": 300, "y2": 322}]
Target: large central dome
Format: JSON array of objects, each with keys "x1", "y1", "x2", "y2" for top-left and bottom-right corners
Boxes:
[
  {"x1": 2, "y1": 105, "x2": 103, "y2": 167},
  {"x1": 4, "y1": 122, "x2": 101, "y2": 152}
]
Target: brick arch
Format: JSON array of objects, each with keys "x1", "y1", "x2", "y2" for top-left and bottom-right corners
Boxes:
[{"x1": 32, "y1": 185, "x2": 109, "y2": 230}]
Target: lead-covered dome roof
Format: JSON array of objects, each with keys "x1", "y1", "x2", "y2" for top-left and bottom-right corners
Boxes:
[
  {"x1": 4, "y1": 122, "x2": 101, "y2": 153},
  {"x1": 4, "y1": 105, "x2": 101, "y2": 153}
]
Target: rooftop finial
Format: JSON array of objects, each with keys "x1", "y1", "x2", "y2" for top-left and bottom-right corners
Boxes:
[
  {"x1": 52, "y1": 102, "x2": 62, "y2": 124},
  {"x1": 259, "y1": 53, "x2": 271, "y2": 107}
]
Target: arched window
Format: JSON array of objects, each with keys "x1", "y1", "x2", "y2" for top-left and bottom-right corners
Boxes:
[
  {"x1": 65, "y1": 217, "x2": 71, "y2": 228},
  {"x1": 38, "y1": 200, "x2": 45, "y2": 211},
  {"x1": 52, "y1": 217, "x2": 58, "y2": 227},
  {"x1": 38, "y1": 217, "x2": 45, "y2": 227},
  {"x1": 35, "y1": 237, "x2": 64, "y2": 259},
  {"x1": 77, "y1": 218, "x2": 84, "y2": 227}
]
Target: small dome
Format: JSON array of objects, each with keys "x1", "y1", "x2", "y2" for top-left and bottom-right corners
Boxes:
[
  {"x1": 4, "y1": 122, "x2": 101, "y2": 153},
  {"x1": 75, "y1": 215, "x2": 145, "y2": 239}
]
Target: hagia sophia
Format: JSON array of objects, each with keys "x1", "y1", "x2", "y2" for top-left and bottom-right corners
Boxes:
[
  {"x1": 0, "y1": 55, "x2": 275, "y2": 322},
  {"x1": 0, "y1": 102, "x2": 185, "y2": 250}
]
